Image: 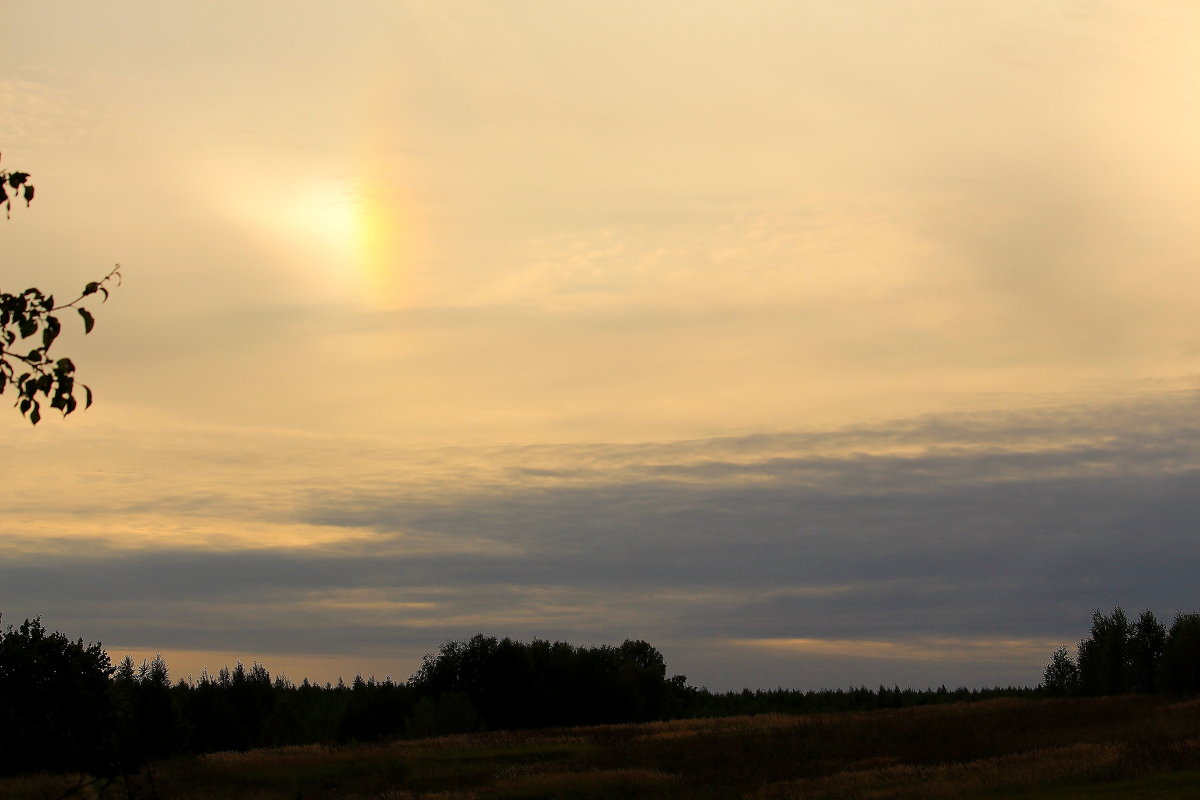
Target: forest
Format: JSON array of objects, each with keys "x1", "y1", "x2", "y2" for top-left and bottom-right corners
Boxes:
[{"x1": 2, "y1": 606, "x2": 1199, "y2": 781}]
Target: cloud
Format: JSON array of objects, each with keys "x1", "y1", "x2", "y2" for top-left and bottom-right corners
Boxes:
[
  {"x1": 6, "y1": 0, "x2": 1200, "y2": 690},
  {"x1": 732, "y1": 636, "x2": 1060, "y2": 665},
  {"x1": 3, "y1": 386, "x2": 1199, "y2": 688}
]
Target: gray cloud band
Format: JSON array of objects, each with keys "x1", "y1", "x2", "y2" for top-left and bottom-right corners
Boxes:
[{"x1": 5, "y1": 394, "x2": 1198, "y2": 666}]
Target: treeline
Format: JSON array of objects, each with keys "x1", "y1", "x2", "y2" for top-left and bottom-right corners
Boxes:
[
  {"x1": 685, "y1": 683, "x2": 1035, "y2": 718},
  {"x1": 0, "y1": 619, "x2": 1032, "y2": 779},
  {"x1": 6, "y1": 607, "x2": 1200, "y2": 778},
  {"x1": 407, "y1": 634, "x2": 694, "y2": 729},
  {"x1": 1042, "y1": 606, "x2": 1200, "y2": 696},
  {"x1": 0, "y1": 621, "x2": 696, "y2": 777}
]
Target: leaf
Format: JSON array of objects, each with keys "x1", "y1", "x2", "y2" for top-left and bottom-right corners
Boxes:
[
  {"x1": 18, "y1": 317, "x2": 36, "y2": 338},
  {"x1": 23, "y1": 184, "x2": 33, "y2": 205},
  {"x1": 82, "y1": 282, "x2": 99, "y2": 297},
  {"x1": 29, "y1": 403, "x2": 40, "y2": 425},
  {"x1": 7, "y1": 171, "x2": 29, "y2": 189},
  {"x1": 78, "y1": 307, "x2": 95, "y2": 334},
  {"x1": 83, "y1": 384, "x2": 93, "y2": 409},
  {"x1": 42, "y1": 316, "x2": 61, "y2": 349}
]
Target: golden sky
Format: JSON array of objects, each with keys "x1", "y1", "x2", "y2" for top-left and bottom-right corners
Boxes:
[{"x1": 2, "y1": 1, "x2": 1199, "y2": 689}]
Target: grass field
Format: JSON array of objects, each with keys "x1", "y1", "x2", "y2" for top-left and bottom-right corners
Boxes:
[{"x1": 7, "y1": 695, "x2": 1200, "y2": 799}]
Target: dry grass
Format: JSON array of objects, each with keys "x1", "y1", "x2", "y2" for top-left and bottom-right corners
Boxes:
[
  {"x1": 748, "y1": 742, "x2": 1130, "y2": 799},
  {"x1": 5, "y1": 696, "x2": 1200, "y2": 799}
]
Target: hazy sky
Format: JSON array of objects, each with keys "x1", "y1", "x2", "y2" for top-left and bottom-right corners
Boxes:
[{"x1": 2, "y1": 1, "x2": 1199, "y2": 690}]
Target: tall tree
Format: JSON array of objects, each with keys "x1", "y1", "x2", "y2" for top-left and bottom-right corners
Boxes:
[
  {"x1": 1076, "y1": 606, "x2": 1133, "y2": 696},
  {"x1": 1128, "y1": 610, "x2": 1167, "y2": 694},
  {"x1": 1042, "y1": 645, "x2": 1079, "y2": 696},
  {"x1": 1159, "y1": 613, "x2": 1200, "y2": 694},
  {"x1": 0, "y1": 616, "x2": 115, "y2": 775}
]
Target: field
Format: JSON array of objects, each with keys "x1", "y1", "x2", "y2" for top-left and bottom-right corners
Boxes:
[{"x1": 7, "y1": 695, "x2": 1200, "y2": 799}]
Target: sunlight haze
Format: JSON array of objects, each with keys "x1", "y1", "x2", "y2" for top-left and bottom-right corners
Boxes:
[{"x1": 2, "y1": 0, "x2": 1199, "y2": 691}]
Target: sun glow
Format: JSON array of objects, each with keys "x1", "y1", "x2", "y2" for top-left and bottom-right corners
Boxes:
[
  {"x1": 262, "y1": 168, "x2": 426, "y2": 310},
  {"x1": 352, "y1": 166, "x2": 423, "y2": 309},
  {"x1": 193, "y1": 139, "x2": 426, "y2": 310}
]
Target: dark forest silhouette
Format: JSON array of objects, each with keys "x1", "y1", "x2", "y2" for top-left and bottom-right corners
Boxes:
[
  {"x1": 1041, "y1": 606, "x2": 1200, "y2": 697},
  {"x1": 9, "y1": 607, "x2": 1198, "y2": 780}
]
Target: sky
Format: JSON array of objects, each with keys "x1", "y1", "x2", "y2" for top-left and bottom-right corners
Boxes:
[{"x1": 1, "y1": 0, "x2": 1199, "y2": 691}]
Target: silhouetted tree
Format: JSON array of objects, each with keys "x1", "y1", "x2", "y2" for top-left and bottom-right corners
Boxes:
[
  {"x1": 1, "y1": 154, "x2": 120, "y2": 424},
  {"x1": 1159, "y1": 613, "x2": 1200, "y2": 694},
  {"x1": 1128, "y1": 609, "x2": 1166, "y2": 694},
  {"x1": 111, "y1": 654, "x2": 184, "y2": 762},
  {"x1": 1076, "y1": 606, "x2": 1133, "y2": 696},
  {"x1": 1042, "y1": 645, "x2": 1079, "y2": 696},
  {"x1": 0, "y1": 616, "x2": 115, "y2": 775},
  {"x1": 1046, "y1": 606, "x2": 1196, "y2": 697},
  {"x1": 340, "y1": 674, "x2": 414, "y2": 741},
  {"x1": 407, "y1": 634, "x2": 680, "y2": 731}
]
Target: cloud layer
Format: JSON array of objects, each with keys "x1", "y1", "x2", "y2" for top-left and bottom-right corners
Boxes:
[
  {"x1": 4, "y1": 1, "x2": 1199, "y2": 691},
  {"x1": 4, "y1": 387, "x2": 1197, "y2": 689}
]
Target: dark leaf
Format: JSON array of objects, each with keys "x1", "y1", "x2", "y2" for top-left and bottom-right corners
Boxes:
[
  {"x1": 7, "y1": 171, "x2": 29, "y2": 189},
  {"x1": 29, "y1": 403, "x2": 40, "y2": 425},
  {"x1": 83, "y1": 384, "x2": 93, "y2": 409},
  {"x1": 18, "y1": 318, "x2": 36, "y2": 338},
  {"x1": 78, "y1": 307, "x2": 95, "y2": 334},
  {"x1": 82, "y1": 282, "x2": 99, "y2": 297},
  {"x1": 42, "y1": 316, "x2": 61, "y2": 349},
  {"x1": 23, "y1": 184, "x2": 33, "y2": 205}
]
